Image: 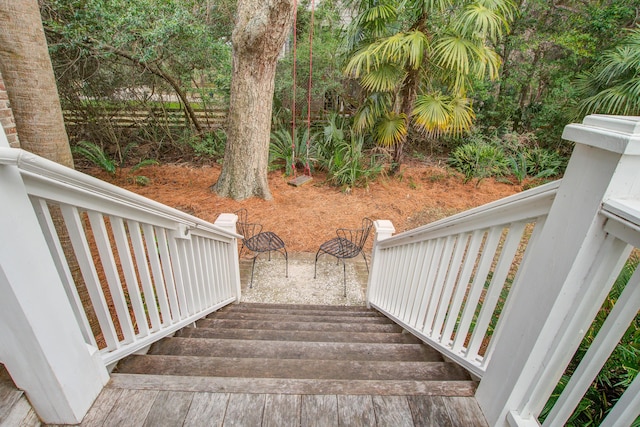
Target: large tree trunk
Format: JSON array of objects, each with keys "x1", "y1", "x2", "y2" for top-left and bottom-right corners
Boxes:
[
  {"x1": 0, "y1": 1, "x2": 99, "y2": 336},
  {"x1": 0, "y1": 0, "x2": 73, "y2": 167},
  {"x1": 213, "y1": 0, "x2": 294, "y2": 200}
]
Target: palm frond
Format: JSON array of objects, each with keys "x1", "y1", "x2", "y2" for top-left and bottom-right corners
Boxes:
[
  {"x1": 595, "y1": 46, "x2": 640, "y2": 86},
  {"x1": 578, "y1": 82, "x2": 640, "y2": 116},
  {"x1": 352, "y1": 93, "x2": 391, "y2": 133},
  {"x1": 421, "y1": 0, "x2": 454, "y2": 14},
  {"x1": 344, "y1": 45, "x2": 379, "y2": 78},
  {"x1": 475, "y1": 0, "x2": 517, "y2": 22},
  {"x1": 576, "y1": 28, "x2": 640, "y2": 116},
  {"x1": 456, "y1": 3, "x2": 507, "y2": 41},
  {"x1": 412, "y1": 93, "x2": 452, "y2": 137},
  {"x1": 374, "y1": 112, "x2": 407, "y2": 147},
  {"x1": 361, "y1": 2, "x2": 398, "y2": 23},
  {"x1": 360, "y1": 64, "x2": 405, "y2": 92},
  {"x1": 432, "y1": 34, "x2": 480, "y2": 89},
  {"x1": 446, "y1": 96, "x2": 476, "y2": 137},
  {"x1": 471, "y1": 43, "x2": 502, "y2": 81}
]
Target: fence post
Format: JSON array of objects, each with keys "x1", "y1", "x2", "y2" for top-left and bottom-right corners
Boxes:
[
  {"x1": 215, "y1": 213, "x2": 242, "y2": 302},
  {"x1": 475, "y1": 115, "x2": 640, "y2": 426},
  {"x1": 366, "y1": 220, "x2": 395, "y2": 308},
  {"x1": 0, "y1": 129, "x2": 108, "y2": 424}
]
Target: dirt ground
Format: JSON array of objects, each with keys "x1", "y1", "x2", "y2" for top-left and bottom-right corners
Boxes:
[{"x1": 91, "y1": 162, "x2": 522, "y2": 253}]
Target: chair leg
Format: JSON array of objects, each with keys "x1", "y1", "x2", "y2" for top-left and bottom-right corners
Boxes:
[
  {"x1": 283, "y1": 247, "x2": 288, "y2": 278},
  {"x1": 250, "y1": 255, "x2": 257, "y2": 288},
  {"x1": 361, "y1": 251, "x2": 369, "y2": 273},
  {"x1": 314, "y1": 249, "x2": 323, "y2": 279},
  {"x1": 342, "y1": 259, "x2": 347, "y2": 297}
]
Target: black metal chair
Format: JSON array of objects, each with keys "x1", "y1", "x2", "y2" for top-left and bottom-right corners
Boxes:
[
  {"x1": 314, "y1": 217, "x2": 374, "y2": 297},
  {"x1": 235, "y1": 209, "x2": 288, "y2": 287}
]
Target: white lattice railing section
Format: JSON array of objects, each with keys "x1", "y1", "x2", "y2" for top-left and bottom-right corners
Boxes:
[
  {"x1": 0, "y1": 148, "x2": 241, "y2": 365},
  {"x1": 531, "y1": 199, "x2": 640, "y2": 427},
  {"x1": 366, "y1": 181, "x2": 560, "y2": 377}
]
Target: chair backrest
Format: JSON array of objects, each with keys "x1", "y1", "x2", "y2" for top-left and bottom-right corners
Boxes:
[
  {"x1": 337, "y1": 217, "x2": 374, "y2": 252},
  {"x1": 234, "y1": 208, "x2": 262, "y2": 240}
]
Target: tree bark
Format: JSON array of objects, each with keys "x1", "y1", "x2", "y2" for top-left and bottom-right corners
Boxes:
[
  {"x1": 391, "y1": 67, "x2": 420, "y2": 174},
  {"x1": 213, "y1": 0, "x2": 294, "y2": 200},
  {"x1": 0, "y1": 0, "x2": 73, "y2": 167}
]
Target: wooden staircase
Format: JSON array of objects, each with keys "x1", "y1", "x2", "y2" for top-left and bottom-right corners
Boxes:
[{"x1": 114, "y1": 303, "x2": 476, "y2": 396}]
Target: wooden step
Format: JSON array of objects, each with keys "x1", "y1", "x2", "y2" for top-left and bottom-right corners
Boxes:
[
  {"x1": 177, "y1": 327, "x2": 420, "y2": 344},
  {"x1": 109, "y1": 374, "x2": 478, "y2": 396},
  {"x1": 219, "y1": 304, "x2": 384, "y2": 318},
  {"x1": 195, "y1": 318, "x2": 402, "y2": 333},
  {"x1": 222, "y1": 303, "x2": 375, "y2": 313},
  {"x1": 149, "y1": 338, "x2": 443, "y2": 362},
  {"x1": 211, "y1": 311, "x2": 393, "y2": 324},
  {"x1": 115, "y1": 355, "x2": 471, "y2": 381}
]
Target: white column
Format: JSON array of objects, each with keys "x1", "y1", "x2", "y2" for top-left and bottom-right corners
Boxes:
[
  {"x1": 476, "y1": 115, "x2": 640, "y2": 426},
  {"x1": 214, "y1": 213, "x2": 242, "y2": 301},
  {"x1": 0, "y1": 128, "x2": 108, "y2": 424},
  {"x1": 366, "y1": 220, "x2": 395, "y2": 307}
]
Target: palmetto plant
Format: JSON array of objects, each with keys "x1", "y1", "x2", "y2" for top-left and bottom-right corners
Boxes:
[
  {"x1": 269, "y1": 127, "x2": 316, "y2": 176},
  {"x1": 576, "y1": 26, "x2": 640, "y2": 117},
  {"x1": 344, "y1": 0, "x2": 514, "y2": 171}
]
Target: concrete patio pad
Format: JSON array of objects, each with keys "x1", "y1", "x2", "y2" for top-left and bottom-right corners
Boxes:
[{"x1": 239, "y1": 252, "x2": 370, "y2": 306}]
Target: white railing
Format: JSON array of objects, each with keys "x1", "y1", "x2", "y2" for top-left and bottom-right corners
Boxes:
[
  {"x1": 534, "y1": 199, "x2": 640, "y2": 427},
  {"x1": 366, "y1": 181, "x2": 560, "y2": 377},
  {"x1": 368, "y1": 115, "x2": 640, "y2": 426},
  {"x1": 0, "y1": 147, "x2": 242, "y2": 365}
]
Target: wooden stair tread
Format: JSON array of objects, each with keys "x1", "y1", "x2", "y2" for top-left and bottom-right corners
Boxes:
[
  {"x1": 114, "y1": 303, "x2": 477, "y2": 399},
  {"x1": 109, "y1": 374, "x2": 478, "y2": 396},
  {"x1": 116, "y1": 355, "x2": 471, "y2": 381},
  {"x1": 196, "y1": 318, "x2": 401, "y2": 333},
  {"x1": 211, "y1": 311, "x2": 393, "y2": 324},
  {"x1": 177, "y1": 327, "x2": 421, "y2": 343},
  {"x1": 218, "y1": 305, "x2": 384, "y2": 317},
  {"x1": 225, "y1": 303, "x2": 373, "y2": 312},
  {"x1": 149, "y1": 337, "x2": 443, "y2": 361}
]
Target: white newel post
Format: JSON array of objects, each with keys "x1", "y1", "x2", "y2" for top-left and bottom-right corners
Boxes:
[
  {"x1": 215, "y1": 213, "x2": 242, "y2": 301},
  {"x1": 366, "y1": 220, "x2": 395, "y2": 308},
  {"x1": 0, "y1": 128, "x2": 108, "y2": 424},
  {"x1": 476, "y1": 115, "x2": 640, "y2": 426}
]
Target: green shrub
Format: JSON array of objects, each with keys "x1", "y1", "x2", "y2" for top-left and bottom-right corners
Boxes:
[
  {"x1": 448, "y1": 141, "x2": 509, "y2": 184},
  {"x1": 327, "y1": 135, "x2": 383, "y2": 189},
  {"x1": 269, "y1": 127, "x2": 316, "y2": 176},
  {"x1": 190, "y1": 129, "x2": 227, "y2": 159},
  {"x1": 525, "y1": 147, "x2": 566, "y2": 178},
  {"x1": 72, "y1": 141, "x2": 117, "y2": 174}
]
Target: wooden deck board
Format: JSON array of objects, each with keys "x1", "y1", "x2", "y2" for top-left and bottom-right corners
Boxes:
[
  {"x1": 72, "y1": 387, "x2": 489, "y2": 426},
  {"x1": 407, "y1": 395, "x2": 453, "y2": 427},
  {"x1": 302, "y1": 395, "x2": 338, "y2": 427},
  {"x1": 80, "y1": 388, "x2": 123, "y2": 427},
  {"x1": 262, "y1": 394, "x2": 301, "y2": 427},
  {"x1": 337, "y1": 395, "x2": 376, "y2": 427},
  {"x1": 142, "y1": 390, "x2": 192, "y2": 427},
  {"x1": 102, "y1": 389, "x2": 158, "y2": 427},
  {"x1": 223, "y1": 393, "x2": 265, "y2": 427},
  {"x1": 443, "y1": 396, "x2": 489, "y2": 427},
  {"x1": 182, "y1": 392, "x2": 228, "y2": 427},
  {"x1": 372, "y1": 395, "x2": 414, "y2": 427},
  {"x1": 1, "y1": 397, "x2": 40, "y2": 427}
]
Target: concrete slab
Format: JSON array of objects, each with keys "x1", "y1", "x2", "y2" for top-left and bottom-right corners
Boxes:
[{"x1": 239, "y1": 252, "x2": 369, "y2": 306}]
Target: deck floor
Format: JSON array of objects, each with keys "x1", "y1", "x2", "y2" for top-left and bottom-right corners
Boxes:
[{"x1": 66, "y1": 386, "x2": 487, "y2": 426}]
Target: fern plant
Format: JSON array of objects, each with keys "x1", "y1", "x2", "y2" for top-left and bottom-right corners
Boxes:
[{"x1": 72, "y1": 141, "x2": 116, "y2": 174}]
